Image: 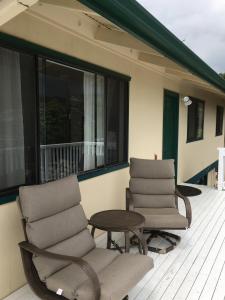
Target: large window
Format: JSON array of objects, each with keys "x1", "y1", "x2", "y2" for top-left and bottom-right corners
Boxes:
[
  {"x1": 0, "y1": 43, "x2": 129, "y2": 197},
  {"x1": 39, "y1": 59, "x2": 129, "y2": 183},
  {"x1": 0, "y1": 46, "x2": 37, "y2": 193},
  {"x1": 216, "y1": 105, "x2": 224, "y2": 136},
  {"x1": 187, "y1": 98, "x2": 205, "y2": 143}
]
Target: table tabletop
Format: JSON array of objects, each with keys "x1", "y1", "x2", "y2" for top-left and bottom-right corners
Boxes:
[
  {"x1": 176, "y1": 185, "x2": 202, "y2": 197},
  {"x1": 89, "y1": 209, "x2": 145, "y2": 232}
]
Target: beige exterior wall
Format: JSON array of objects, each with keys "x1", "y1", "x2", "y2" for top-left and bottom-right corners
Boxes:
[
  {"x1": 178, "y1": 90, "x2": 225, "y2": 182},
  {"x1": 0, "y1": 11, "x2": 224, "y2": 299}
]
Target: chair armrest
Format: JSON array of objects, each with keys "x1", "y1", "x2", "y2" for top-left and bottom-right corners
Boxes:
[
  {"x1": 126, "y1": 188, "x2": 134, "y2": 211},
  {"x1": 175, "y1": 189, "x2": 192, "y2": 228},
  {"x1": 19, "y1": 241, "x2": 100, "y2": 300}
]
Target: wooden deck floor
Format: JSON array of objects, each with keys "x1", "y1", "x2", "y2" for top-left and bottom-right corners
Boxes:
[{"x1": 4, "y1": 185, "x2": 225, "y2": 300}]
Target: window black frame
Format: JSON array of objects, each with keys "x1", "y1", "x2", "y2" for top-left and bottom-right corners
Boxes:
[
  {"x1": 215, "y1": 105, "x2": 224, "y2": 136},
  {"x1": 39, "y1": 59, "x2": 129, "y2": 175},
  {"x1": 0, "y1": 33, "x2": 130, "y2": 201},
  {"x1": 187, "y1": 97, "x2": 205, "y2": 143}
]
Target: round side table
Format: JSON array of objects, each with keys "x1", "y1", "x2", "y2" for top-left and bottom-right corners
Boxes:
[
  {"x1": 89, "y1": 210, "x2": 147, "y2": 255},
  {"x1": 176, "y1": 185, "x2": 202, "y2": 197}
]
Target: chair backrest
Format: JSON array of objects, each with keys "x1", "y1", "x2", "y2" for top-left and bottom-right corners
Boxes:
[
  {"x1": 18, "y1": 175, "x2": 95, "y2": 281},
  {"x1": 129, "y1": 158, "x2": 176, "y2": 208}
]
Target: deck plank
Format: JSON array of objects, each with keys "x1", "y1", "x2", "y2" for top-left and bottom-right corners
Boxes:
[
  {"x1": 199, "y1": 233, "x2": 225, "y2": 300},
  {"x1": 212, "y1": 258, "x2": 225, "y2": 300}
]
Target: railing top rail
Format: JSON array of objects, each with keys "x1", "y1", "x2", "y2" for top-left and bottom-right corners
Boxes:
[
  {"x1": 40, "y1": 141, "x2": 104, "y2": 149},
  {"x1": 40, "y1": 142, "x2": 83, "y2": 148}
]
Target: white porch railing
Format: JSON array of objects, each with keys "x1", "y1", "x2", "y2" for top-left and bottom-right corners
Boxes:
[
  {"x1": 217, "y1": 147, "x2": 225, "y2": 190},
  {"x1": 40, "y1": 141, "x2": 104, "y2": 183}
]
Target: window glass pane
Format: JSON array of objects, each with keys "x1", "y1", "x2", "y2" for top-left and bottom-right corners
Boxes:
[
  {"x1": 39, "y1": 59, "x2": 128, "y2": 183},
  {"x1": 196, "y1": 102, "x2": 204, "y2": 139},
  {"x1": 216, "y1": 105, "x2": 224, "y2": 136},
  {"x1": 106, "y1": 77, "x2": 128, "y2": 165},
  {"x1": 187, "y1": 98, "x2": 204, "y2": 142},
  {"x1": 83, "y1": 71, "x2": 95, "y2": 171},
  {"x1": 39, "y1": 60, "x2": 105, "y2": 182},
  {"x1": 0, "y1": 47, "x2": 36, "y2": 190},
  {"x1": 118, "y1": 80, "x2": 128, "y2": 162},
  {"x1": 187, "y1": 102, "x2": 196, "y2": 141},
  {"x1": 96, "y1": 75, "x2": 105, "y2": 167}
]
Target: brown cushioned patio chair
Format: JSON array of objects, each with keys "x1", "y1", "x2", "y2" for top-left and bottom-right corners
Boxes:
[
  {"x1": 17, "y1": 175, "x2": 153, "y2": 300},
  {"x1": 126, "y1": 158, "x2": 192, "y2": 254}
]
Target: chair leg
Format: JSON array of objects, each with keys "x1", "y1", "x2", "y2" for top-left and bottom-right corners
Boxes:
[{"x1": 144, "y1": 230, "x2": 181, "y2": 254}]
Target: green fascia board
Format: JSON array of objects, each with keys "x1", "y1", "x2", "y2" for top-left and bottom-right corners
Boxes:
[{"x1": 78, "y1": 0, "x2": 225, "y2": 95}]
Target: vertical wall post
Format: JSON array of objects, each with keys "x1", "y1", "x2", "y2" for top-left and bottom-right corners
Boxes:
[{"x1": 217, "y1": 148, "x2": 225, "y2": 191}]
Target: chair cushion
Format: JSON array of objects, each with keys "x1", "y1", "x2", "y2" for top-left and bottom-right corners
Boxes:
[
  {"x1": 33, "y1": 229, "x2": 95, "y2": 281},
  {"x1": 26, "y1": 204, "x2": 88, "y2": 249},
  {"x1": 46, "y1": 249, "x2": 153, "y2": 300},
  {"x1": 130, "y1": 178, "x2": 175, "y2": 195},
  {"x1": 134, "y1": 207, "x2": 188, "y2": 229},
  {"x1": 130, "y1": 158, "x2": 175, "y2": 179},
  {"x1": 129, "y1": 158, "x2": 176, "y2": 209},
  {"x1": 19, "y1": 175, "x2": 81, "y2": 222},
  {"x1": 18, "y1": 176, "x2": 96, "y2": 281},
  {"x1": 132, "y1": 194, "x2": 176, "y2": 208}
]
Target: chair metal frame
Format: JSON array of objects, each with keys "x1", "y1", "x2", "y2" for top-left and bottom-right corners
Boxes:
[{"x1": 19, "y1": 215, "x2": 130, "y2": 300}]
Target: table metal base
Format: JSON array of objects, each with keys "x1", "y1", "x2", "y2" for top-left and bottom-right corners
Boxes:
[
  {"x1": 91, "y1": 226, "x2": 147, "y2": 255},
  {"x1": 145, "y1": 230, "x2": 181, "y2": 254}
]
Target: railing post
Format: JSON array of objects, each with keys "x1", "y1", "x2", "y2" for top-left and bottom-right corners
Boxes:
[
  {"x1": 217, "y1": 147, "x2": 225, "y2": 191},
  {"x1": 45, "y1": 147, "x2": 49, "y2": 183}
]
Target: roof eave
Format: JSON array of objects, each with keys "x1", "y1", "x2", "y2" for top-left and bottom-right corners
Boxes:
[{"x1": 78, "y1": 0, "x2": 225, "y2": 95}]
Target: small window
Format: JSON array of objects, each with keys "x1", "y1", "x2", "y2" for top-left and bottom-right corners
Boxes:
[
  {"x1": 39, "y1": 59, "x2": 129, "y2": 183},
  {"x1": 187, "y1": 98, "x2": 205, "y2": 143},
  {"x1": 216, "y1": 105, "x2": 224, "y2": 136}
]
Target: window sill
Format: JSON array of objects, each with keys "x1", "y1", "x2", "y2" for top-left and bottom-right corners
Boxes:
[
  {"x1": 0, "y1": 193, "x2": 18, "y2": 205},
  {"x1": 186, "y1": 137, "x2": 203, "y2": 144},
  {"x1": 78, "y1": 162, "x2": 129, "y2": 181}
]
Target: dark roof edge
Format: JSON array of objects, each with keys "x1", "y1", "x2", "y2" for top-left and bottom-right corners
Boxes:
[{"x1": 78, "y1": 0, "x2": 225, "y2": 95}]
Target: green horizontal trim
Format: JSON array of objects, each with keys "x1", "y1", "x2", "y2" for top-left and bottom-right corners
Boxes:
[
  {"x1": 186, "y1": 160, "x2": 218, "y2": 184},
  {"x1": 0, "y1": 163, "x2": 129, "y2": 205},
  {"x1": 78, "y1": 0, "x2": 225, "y2": 95},
  {"x1": 78, "y1": 162, "x2": 129, "y2": 181},
  {"x1": 0, "y1": 32, "x2": 131, "y2": 81},
  {"x1": 0, "y1": 193, "x2": 18, "y2": 206}
]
